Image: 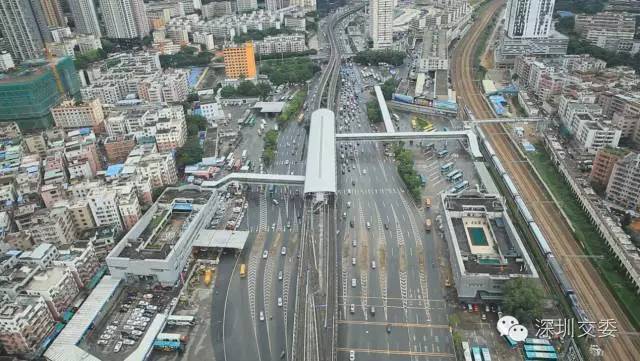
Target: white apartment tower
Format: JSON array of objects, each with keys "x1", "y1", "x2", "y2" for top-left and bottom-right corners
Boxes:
[
  {"x1": 505, "y1": 0, "x2": 555, "y2": 39},
  {"x1": 99, "y1": 0, "x2": 150, "y2": 39},
  {"x1": 0, "y1": 0, "x2": 45, "y2": 61},
  {"x1": 370, "y1": 0, "x2": 394, "y2": 49},
  {"x1": 69, "y1": 0, "x2": 102, "y2": 37},
  {"x1": 236, "y1": 0, "x2": 258, "y2": 12}
]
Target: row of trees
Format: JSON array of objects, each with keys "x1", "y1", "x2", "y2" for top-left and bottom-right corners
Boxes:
[
  {"x1": 380, "y1": 78, "x2": 399, "y2": 100},
  {"x1": 159, "y1": 47, "x2": 213, "y2": 68},
  {"x1": 393, "y1": 144, "x2": 421, "y2": 201},
  {"x1": 353, "y1": 50, "x2": 405, "y2": 66},
  {"x1": 260, "y1": 58, "x2": 320, "y2": 85},
  {"x1": 258, "y1": 49, "x2": 318, "y2": 61},
  {"x1": 175, "y1": 115, "x2": 206, "y2": 168},
  {"x1": 278, "y1": 90, "x2": 307, "y2": 122},
  {"x1": 366, "y1": 100, "x2": 383, "y2": 123},
  {"x1": 220, "y1": 80, "x2": 272, "y2": 99},
  {"x1": 74, "y1": 49, "x2": 108, "y2": 70},
  {"x1": 262, "y1": 130, "x2": 279, "y2": 166}
]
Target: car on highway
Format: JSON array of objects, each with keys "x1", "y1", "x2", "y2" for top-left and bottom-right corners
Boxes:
[
  {"x1": 347, "y1": 189, "x2": 351, "y2": 195},
  {"x1": 349, "y1": 220, "x2": 354, "y2": 228},
  {"x1": 384, "y1": 223, "x2": 389, "y2": 230},
  {"x1": 259, "y1": 311, "x2": 265, "y2": 321},
  {"x1": 352, "y1": 180, "x2": 355, "y2": 186},
  {"x1": 352, "y1": 257, "x2": 356, "y2": 265},
  {"x1": 278, "y1": 271, "x2": 283, "y2": 280},
  {"x1": 263, "y1": 250, "x2": 268, "y2": 259},
  {"x1": 351, "y1": 278, "x2": 356, "y2": 287},
  {"x1": 370, "y1": 306, "x2": 375, "y2": 316},
  {"x1": 362, "y1": 169, "x2": 367, "y2": 175},
  {"x1": 281, "y1": 246, "x2": 286, "y2": 255},
  {"x1": 350, "y1": 304, "x2": 355, "y2": 313},
  {"x1": 352, "y1": 239, "x2": 357, "y2": 247},
  {"x1": 386, "y1": 324, "x2": 392, "y2": 333},
  {"x1": 371, "y1": 261, "x2": 376, "y2": 269},
  {"x1": 342, "y1": 212, "x2": 347, "y2": 219},
  {"x1": 278, "y1": 297, "x2": 283, "y2": 307},
  {"x1": 346, "y1": 201, "x2": 351, "y2": 208},
  {"x1": 349, "y1": 350, "x2": 355, "y2": 361}
]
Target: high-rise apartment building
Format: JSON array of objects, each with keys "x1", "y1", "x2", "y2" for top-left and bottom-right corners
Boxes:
[
  {"x1": 99, "y1": 0, "x2": 150, "y2": 39},
  {"x1": 590, "y1": 146, "x2": 629, "y2": 188},
  {"x1": 223, "y1": 42, "x2": 257, "y2": 80},
  {"x1": 0, "y1": 0, "x2": 46, "y2": 61},
  {"x1": 369, "y1": 0, "x2": 394, "y2": 49},
  {"x1": 69, "y1": 0, "x2": 102, "y2": 37},
  {"x1": 505, "y1": 0, "x2": 555, "y2": 39},
  {"x1": 237, "y1": 0, "x2": 258, "y2": 12},
  {"x1": 37, "y1": 0, "x2": 65, "y2": 28}
]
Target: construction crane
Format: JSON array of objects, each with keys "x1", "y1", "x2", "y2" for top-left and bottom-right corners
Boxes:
[{"x1": 44, "y1": 47, "x2": 65, "y2": 98}]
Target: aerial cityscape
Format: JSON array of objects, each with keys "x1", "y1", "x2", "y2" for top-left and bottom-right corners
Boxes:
[{"x1": 0, "y1": 0, "x2": 638, "y2": 360}]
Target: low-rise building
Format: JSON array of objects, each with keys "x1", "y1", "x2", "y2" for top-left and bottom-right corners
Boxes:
[
  {"x1": 575, "y1": 12, "x2": 636, "y2": 53},
  {"x1": 0, "y1": 296, "x2": 55, "y2": 356},
  {"x1": 104, "y1": 135, "x2": 137, "y2": 163},
  {"x1": 440, "y1": 192, "x2": 538, "y2": 300},
  {"x1": 24, "y1": 266, "x2": 80, "y2": 319},
  {"x1": 591, "y1": 146, "x2": 630, "y2": 189},
  {"x1": 53, "y1": 243, "x2": 100, "y2": 288},
  {"x1": 606, "y1": 152, "x2": 640, "y2": 211},
  {"x1": 254, "y1": 35, "x2": 306, "y2": 55},
  {"x1": 51, "y1": 99, "x2": 105, "y2": 132}
]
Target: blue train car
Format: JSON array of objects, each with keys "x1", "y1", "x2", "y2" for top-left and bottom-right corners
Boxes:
[
  {"x1": 524, "y1": 345, "x2": 556, "y2": 353},
  {"x1": 529, "y1": 222, "x2": 552, "y2": 255},
  {"x1": 392, "y1": 93, "x2": 415, "y2": 104}
]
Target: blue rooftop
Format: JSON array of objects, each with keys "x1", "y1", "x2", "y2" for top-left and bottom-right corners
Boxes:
[{"x1": 106, "y1": 164, "x2": 124, "y2": 177}]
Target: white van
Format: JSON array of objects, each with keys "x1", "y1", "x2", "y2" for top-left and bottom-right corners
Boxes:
[
  {"x1": 371, "y1": 261, "x2": 376, "y2": 269},
  {"x1": 366, "y1": 222, "x2": 371, "y2": 229},
  {"x1": 352, "y1": 257, "x2": 356, "y2": 265},
  {"x1": 351, "y1": 278, "x2": 357, "y2": 288}
]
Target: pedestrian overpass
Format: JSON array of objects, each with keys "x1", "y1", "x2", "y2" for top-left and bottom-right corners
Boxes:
[
  {"x1": 201, "y1": 173, "x2": 305, "y2": 188},
  {"x1": 336, "y1": 130, "x2": 483, "y2": 158}
]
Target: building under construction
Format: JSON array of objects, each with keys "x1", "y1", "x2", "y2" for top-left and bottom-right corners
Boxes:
[{"x1": 0, "y1": 56, "x2": 81, "y2": 130}]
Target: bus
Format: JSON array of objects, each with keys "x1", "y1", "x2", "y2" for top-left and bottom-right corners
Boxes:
[
  {"x1": 240, "y1": 264, "x2": 246, "y2": 278},
  {"x1": 525, "y1": 339, "x2": 551, "y2": 346},
  {"x1": 437, "y1": 149, "x2": 449, "y2": 158},
  {"x1": 524, "y1": 345, "x2": 555, "y2": 353},
  {"x1": 472, "y1": 347, "x2": 482, "y2": 361},
  {"x1": 226, "y1": 152, "x2": 234, "y2": 162},
  {"x1": 419, "y1": 174, "x2": 427, "y2": 187},
  {"x1": 167, "y1": 315, "x2": 195, "y2": 326},
  {"x1": 454, "y1": 180, "x2": 469, "y2": 191},
  {"x1": 441, "y1": 162, "x2": 454, "y2": 173},
  {"x1": 504, "y1": 336, "x2": 518, "y2": 349},
  {"x1": 451, "y1": 172, "x2": 463, "y2": 184},
  {"x1": 481, "y1": 348, "x2": 492, "y2": 361},
  {"x1": 446, "y1": 169, "x2": 462, "y2": 181},
  {"x1": 156, "y1": 333, "x2": 188, "y2": 343},
  {"x1": 524, "y1": 351, "x2": 558, "y2": 360},
  {"x1": 462, "y1": 342, "x2": 472, "y2": 361}
]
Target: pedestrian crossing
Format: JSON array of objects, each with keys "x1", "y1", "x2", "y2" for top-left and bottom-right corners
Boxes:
[{"x1": 336, "y1": 187, "x2": 406, "y2": 195}]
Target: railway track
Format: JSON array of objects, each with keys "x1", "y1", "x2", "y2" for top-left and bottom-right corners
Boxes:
[{"x1": 450, "y1": 1, "x2": 640, "y2": 359}]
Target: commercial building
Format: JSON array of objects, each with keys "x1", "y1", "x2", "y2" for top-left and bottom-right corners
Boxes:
[
  {"x1": 202, "y1": 1, "x2": 233, "y2": 18},
  {"x1": 0, "y1": 57, "x2": 81, "y2": 130},
  {"x1": 440, "y1": 192, "x2": 538, "y2": 300},
  {"x1": 37, "y1": 0, "x2": 66, "y2": 28},
  {"x1": 0, "y1": 0, "x2": 47, "y2": 61},
  {"x1": 575, "y1": 12, "x2": 636, "y2": 53},
  {"x1": 607, "y1": 152, "x2": 640, "y2": 211},
  {"x1": 88, "y1": 188, "x2": 125, "y2": 231},
  {"x1": 99, "y1": 0, "x2": 151, "y2": 39},
  {"x1": 138, "y1": 69, "x2": 189, "y2": 103},
  {"x1": 369, "y1": 0, "x2": 394, "y2": 49},
  {"x1": 418, "y1": 28, "x2": 448, "y2": 72},
  {"x1": 51, "y1": 99, "x2": 105, "y2": 132},
  {"x1": 107, "y1": 186, "x2": 217, "y2": 285},
  {"x1": 254, "y1": 35, "x2": 307, "y2": 55},
  {"x1": 68, "y1": 0, "x2": 102, "y2": 36},
  {"x1": 223, "y1": 42, "x2": 257, "y2": 80},
  {"x1": 192, "y1": 32, "x2": 215, "y2": 50},
  {"x1": 590, "y1": 146, "x2": 630, "y2": 188}
]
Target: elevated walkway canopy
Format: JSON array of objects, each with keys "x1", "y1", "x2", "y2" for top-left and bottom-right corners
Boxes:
[
  {"x1": 374, "y1": 85, "x2": 395, "y2": 133},
  {"x1": 304, "y1": 109, "x2": 336, "y2": 194},
  {"x1": 201, "y1": 173, "x2": 305, "y2": 188},
  {"x1": 336, "y1": 130, "x2": 482, "y2": 158}
]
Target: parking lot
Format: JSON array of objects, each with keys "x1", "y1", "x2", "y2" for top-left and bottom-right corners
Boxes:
[{"x1": 81, "y1": 284, "x2": 179, "y2": 361}]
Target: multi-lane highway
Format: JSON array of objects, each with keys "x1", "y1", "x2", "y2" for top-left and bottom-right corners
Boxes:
[
  {"x1": 334, "y1": 64, "x2": 454, "y2": 361},
  {"x1": 450, "y1": 1, "x2": 640, "y2": 359}
]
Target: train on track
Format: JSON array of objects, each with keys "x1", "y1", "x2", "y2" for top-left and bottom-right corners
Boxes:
[{"x1": 476, "y1": 126, "x2": 592, "y2": 329}]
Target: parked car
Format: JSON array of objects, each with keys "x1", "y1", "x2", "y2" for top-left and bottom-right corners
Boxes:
[
  {"x1": 123, "y1": 339, "x2": 136, "y2": 345},
  {"x1": 114, "y1": 341, "x2": 123, "y2": 353}
]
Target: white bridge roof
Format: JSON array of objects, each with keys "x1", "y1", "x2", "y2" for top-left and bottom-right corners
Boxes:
[{"x1": 304, "y1": 109, "x2": 337, "y2": 194}]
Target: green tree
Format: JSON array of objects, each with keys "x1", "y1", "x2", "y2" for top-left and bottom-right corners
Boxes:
[
  {"x1": 262, "y1": 130, "x2": 279, "y2": 167},
  {"x1": 381, "y1": 78, "x2": 398, "y2": 100},
  {"x1": 260, "y1": 57, "x2": 320, "y2": 85},
  {"x1": 236, "y1": 80, "x2": 260, "y2": 96},
  {"x1": 353, "y1": 50, "x2": 405, "y2": 66},
  {"x1": 256, "y1": 82, "x2": 272, "y2": 99},
  {"x1": 220, "y1": 86, "x2": 237, "y2": 98},
  {"x1": 185, "y1": 115, "x2": 207, "y2": 137},
  {"x1": 502, "y1": 278, "x2": 543, "y2": 324},
  {"x1": 176, "y1": 140, "x2": 203, "y2": 168},
  {"x1": 366, "y1": 100, "x2": 383, "y2": 123}
]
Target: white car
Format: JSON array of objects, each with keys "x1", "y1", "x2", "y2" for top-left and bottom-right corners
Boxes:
[
  {"x1": 278, "y1": 297, "x2": 283, "y2": 307},
  {"x1": 259, "y1": 311, "x2": 265, "y2": 321},
  {"x1": 107, "y1": 325, "x2": 117, "y2": 331},
  {"x1": 132, "y1": 330, "x2": 143, "y2": 336},
  {"x1": 352, "y1": 257, "x2": 356, "y2": 265},
  {"x1": 349, "y1": 350, "x2": 355, "y2": 361},
  {"x1": 123, "y1": 339, "x2": 136, "y2": 345},
  {"x1": 363, "y1": 169, "x2": 367, "y2": 175},
  {"x1": 351, "y1": 278, "x2": 357, "y2": 288},
  {"x1": 97, "y1": 339, "x2": 108, "y2": 345},
  {"x1": 281, "y1": 247, "x2": 286, "y2": 255},
  {"x1": 123, "y1": 325, "x2": 135, "y2": 331},
  {"x1": 114, "y1": 341, "x2": 123, "y2": 353},
  {"x1": 263, "y1": 250, "x2": 268, "y2": 259},
  {"x1": 278, "y1": 271, "x2": 283, "y2": 280},
  {"x1": 350, "y1": 304, "x2": 355, "y2": 313},
  {"x1": 100, "y1": 334, "x2": 111, "y2": 340}
]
